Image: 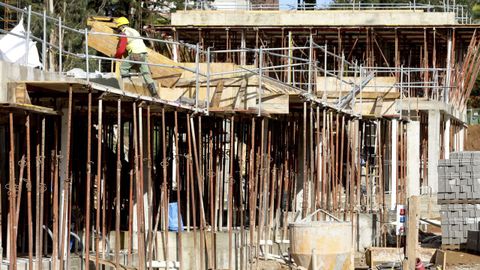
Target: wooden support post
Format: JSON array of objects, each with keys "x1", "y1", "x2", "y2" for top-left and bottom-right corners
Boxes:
[{"x1": 404, "y1": 196, "x2": 419, "y2": 270}]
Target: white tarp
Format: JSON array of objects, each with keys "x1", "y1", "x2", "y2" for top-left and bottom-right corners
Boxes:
[{"x1": 0, "y1": 19, "x2": 42, "y2": 68}]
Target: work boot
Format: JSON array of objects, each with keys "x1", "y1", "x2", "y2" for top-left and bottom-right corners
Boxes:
[{"x1": 147, "y1": 82, "x2": 159, "y2": 98}]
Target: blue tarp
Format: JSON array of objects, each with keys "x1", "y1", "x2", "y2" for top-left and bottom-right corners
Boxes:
[{"x1": 168, "y1": 202, "x2": 184, "y2": 232}]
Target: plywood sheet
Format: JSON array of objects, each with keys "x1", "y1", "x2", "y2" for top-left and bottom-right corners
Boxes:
[{"x1": 87, "y1": 20, "x2": 182, "y2": 88}]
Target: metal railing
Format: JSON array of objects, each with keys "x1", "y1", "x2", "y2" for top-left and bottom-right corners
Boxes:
[
  {"x1": 0, "y1": 2, "x2": 370, "y2": 117},
  {"x1": 0, "y1": 2, "x2": 461, "y2": 118},
  {"x1": 188, "y1": 1, "x2": 471, "y2": 24}
]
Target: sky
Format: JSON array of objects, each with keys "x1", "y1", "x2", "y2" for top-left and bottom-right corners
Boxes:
[{"x1": 279, "y1": 0, "x2": 332, "y2": 9}]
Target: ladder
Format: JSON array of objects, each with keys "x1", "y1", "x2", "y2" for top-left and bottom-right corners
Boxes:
[{"x1": 337, "y1": 71, "x2": 376, "y2": 110}]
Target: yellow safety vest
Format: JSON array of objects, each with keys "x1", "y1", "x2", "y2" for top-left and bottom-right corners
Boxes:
[{"x1": 122, "y1": 26, "x2": 147, "y2": 54}]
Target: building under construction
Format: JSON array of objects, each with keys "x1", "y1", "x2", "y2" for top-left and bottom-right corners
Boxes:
[{"x1": 0, "y1": 1, "x2": 479, "y2": 269}]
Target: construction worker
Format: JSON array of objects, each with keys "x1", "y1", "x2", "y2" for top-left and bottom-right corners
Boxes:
[{"x1": 114, "y1": 16, "x2": 158, "y2": 97}]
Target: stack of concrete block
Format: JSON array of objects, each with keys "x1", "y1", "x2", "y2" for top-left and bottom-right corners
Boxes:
[
  {"x1": 438, "y1": 152, "x2": 480, "y2": 247},
  {"x1": 439, "y1": 204, "x2": 480, "y2": 245},
  {"x1": 438, "y1": 152, "x2": 480, "y2": 201}
]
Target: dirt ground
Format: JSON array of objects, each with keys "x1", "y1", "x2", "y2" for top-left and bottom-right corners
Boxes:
[
  {"x1": 250, "y1": 259, "x2": 291, "y2": 270},
  {"x1": 445, "y1": 250, "x2": 480, "y2": 269},
  {"x1": 465, "y1": 125, "x2": 480, "y2": 151}
]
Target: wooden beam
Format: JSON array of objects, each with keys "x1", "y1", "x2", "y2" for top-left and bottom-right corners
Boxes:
[{"x1": 404, "y1": 196, "x2": 419, "y2": 270}]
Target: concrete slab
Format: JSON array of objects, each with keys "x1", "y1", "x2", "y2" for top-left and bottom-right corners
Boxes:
[{"x1": 171, "y1": 10, "x2": 457, "y2": 26}]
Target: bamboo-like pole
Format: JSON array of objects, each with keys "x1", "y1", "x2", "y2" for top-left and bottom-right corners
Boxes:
[
  {"x1": 8, "y1": 112, "x2": 17, "y2": 270},
  {"x1": 85, "y1": 90, "x2": 92, "y2": 270},
  {"x1": 95, "y1": 98, "x2": 103, "y2": 270},
  {"x1": 115, "y1": 98, "x2": 122, "y2": 268}
]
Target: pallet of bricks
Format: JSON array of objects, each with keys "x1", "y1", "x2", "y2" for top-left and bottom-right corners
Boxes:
[{"x1": 438, "y1": 151, "x2": 480, "y2": 251}]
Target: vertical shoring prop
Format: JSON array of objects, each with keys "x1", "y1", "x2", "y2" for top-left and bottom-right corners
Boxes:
[
  {"x1": 174, "y1": 111, "x2": 183, "y2": 270},
  {"x1": 208, "y1": 126, "x2": 215, "y2": 270},
  {"x1": 248, "y1": 117, "x2": 256, "y2": 266},
  {"x1": 239, "y1": 119, "x2": 247, "y2": 270},
  {"x1": 302, "y1": 102, "x2": 308, "y2": 218},
  {"x1": 134, "y1": 102, "x2": 147, "y2": 269},
  {"x1": 52, "y1": 120, "x2": 60, "y2": 270},
  {"x1": 35, "y1": 116, "x2": 41, "y2": 269},
  {"x1": 282, "y1": 117, "x2": 290, "y2": 241},
  {"x1": 255, "y1": 118, "x2": 266, "y2": 268},
  {"x1": 321, "y1": 109, "x2": 327, "y2": 210},
  {"x1": 329, "y1": 112, "x2": 335, "y2": 212},
  {"x1": 26, "y1": 114, "x2": 34, "y2": 270},
  {"x1": 228, "y1": 115, "x2": 235, "y2": 270},
  {"x1": 315, "y1": 107, "x2": 321, "y2": 218},
  {"x1": 344, "y1": 117, "x2": 351, "y2": 217},
  {"x1": 8, "y1": 112, "x2": 17, "y2": 270},
  {"x1": 161, "y1": 107, "x2": 169, "y2": 269},
  {"x1": 309, "y1": 105, "x2": 314, "y2": 218},
  {"x1": 95, "y1": 97, "x2": 103, "y2": 270},
  {"x1": 127, "y1": 118, "x2": 134, "y2": 265},
  {"x1": 339, "y1": 115, "x2": 345, "y2": 218},
  {"x1": 115, "y1": 98, "x2": 122, "y2": 268},
  {"x1": 335, "y1": 114, "x2": 340, "y2": 212},
  {"x1": 190, "y1": 115, "x2": 207, "y2": 269},
  {"x1": 59, "y1": 85, "x2": 73, "y2": 270},
  {"x1": 186, "y1": 113, "x2": 198, "y2": 268},
  {"x1": 146, "y1": 105, "x2": 153, "y2": 270},
  {"x1": 38, "y1": 116, "x2": 46, "y2": 270},
  {"x1": 85, "y1": 89, "x2": 92, "y2": 270}
]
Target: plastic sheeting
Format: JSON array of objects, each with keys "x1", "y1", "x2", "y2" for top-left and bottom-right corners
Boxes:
[
  {"x1": 168, "y1": 202, "x2": 184, "y2": 232},
  {"x1": 0, "y1": 19, "x2": 42, "y2": 68}
]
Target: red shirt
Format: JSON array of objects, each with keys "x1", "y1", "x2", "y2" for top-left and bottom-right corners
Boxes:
[{"x1": 115, "y1": 33, "x2": 127, "y2": 58}]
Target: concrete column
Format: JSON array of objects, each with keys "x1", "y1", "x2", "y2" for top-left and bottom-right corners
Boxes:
[
  {"x1": 428, "y1": 110, "x2": 441, "y2": 194},
  {"x1": 459, "y1": 126, "x2": 465, "y2": 151},
  {"x1": 173, "y1": 31, "x2": 179, "y2": 63},
  {"x1": 390, "y1": 119, "x2": 398, "y2": 210},
  {"x1": 407, "y1": 121, "x2": 420, "y2": 198},
  {"x1": 407, "y1": 120, "x2": 420, "y2": 197},
  {"x1": 444, "y1": 116, "x2": 451, "y2": 159},
  {"x1": 240, "y1": 30, "x2": 246, "y2": 66}
]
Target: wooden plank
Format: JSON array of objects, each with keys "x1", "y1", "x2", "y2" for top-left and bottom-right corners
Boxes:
[
  {"x1": 434, "y1": 249, "x2": 447, "y2": 269},
  {"x1": 211, "y1": 80, "x2": 224, "y2": 108},
  {"x1": 87, "y1": 21, "x2": 183, "y2": 88},
  {"x1": 322, "y1": 91, "x2": 401, "y2": 99},
  {"x1": 0, "y1": 103, "x2": 60, "y2": 115}
]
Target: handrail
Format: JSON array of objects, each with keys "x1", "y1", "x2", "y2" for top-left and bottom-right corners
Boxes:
[{"x1": 0, "y1": 1, "x2": 462, "y2": 116}]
